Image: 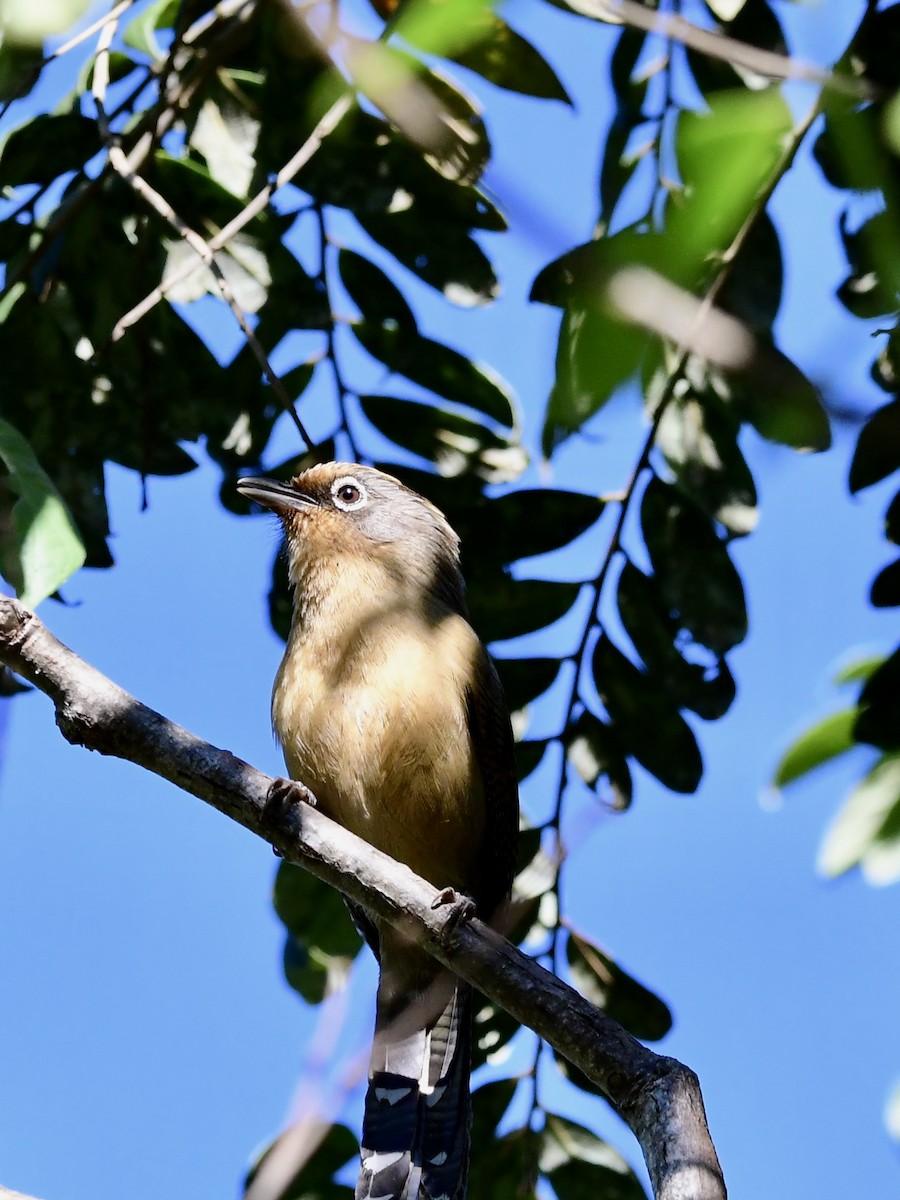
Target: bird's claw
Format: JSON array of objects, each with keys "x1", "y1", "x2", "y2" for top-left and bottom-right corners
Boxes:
[
  {"x1": 262, "y1": 777, "x2": 315, "y2": 856},
  {"x1": 431, "y1": 887, "x2": 476, "y2": 933}
]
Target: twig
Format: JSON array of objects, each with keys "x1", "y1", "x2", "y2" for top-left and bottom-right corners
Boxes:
[
  {"x1": 0, "y1": 595, "x2": 728, "y2": 1200},
  {"x1": 108, "y1": 91, "x2": 354, "y2": 341},
  {"x1": 91, "y1": 17, "x2": 314, "y2": 450},
  {"x1": 584, "y1": 0, "x2": 875, "y2": 99}
]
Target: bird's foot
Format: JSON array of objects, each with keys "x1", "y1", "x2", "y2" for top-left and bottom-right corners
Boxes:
[
  {"x1": 262, "y1": 776, "x2": 315, "y2": 856},
  {"x1": 431, "y1": 887, "x2": 476, "y2": 936}
]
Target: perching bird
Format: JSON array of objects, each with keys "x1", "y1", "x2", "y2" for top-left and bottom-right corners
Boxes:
[{"x1": 237, "y1": 463, "x2": 519, "y2": 1200}]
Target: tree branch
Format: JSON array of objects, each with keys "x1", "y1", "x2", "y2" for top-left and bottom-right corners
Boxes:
[{"x1": 0, "y1": 596, "x2": 726, "y2": 1200}]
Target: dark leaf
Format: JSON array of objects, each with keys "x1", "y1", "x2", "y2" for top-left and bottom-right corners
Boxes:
[
  {"x1": 837, "y1": 210, "x2": 900, "y2": 320},
  {"x1": 717, "y1": 213, "x2": 783, "y2": 333},
  {"x1": 592, "y1": 634, "x2": 703, "y2": 793},
  {"x1": 454, "y1": 18, "x2": 571, "y2": 104},
  {"x1": 0, "y1": 113, "x2": 99, "y2": 186},
  {"x1": 565, "y1": 930, "x2": 672, "y2": 1042},
  {"x1": 871, "y1": 557, "x2": 900, "y2": 607},
  {"x1": 494, "y1": 657, "x2": 562, "y2": 711},
  {"x1": 886, "y1": 487, "x2": 900, "y2": 544},
  {"x1": 486, "y1": 489, "x2": 605, "y2": 564},
  {"x1": 608, "y1": 27, "x2": 648, "y2": 117},
  {"x1": 471, "y1": 1079, "x2": 518, "y2": 1149},
  {"x1": 468, "y1": 1125, "x2": 539, "y2": 1200},
  {"x1": 515, "y1": 739, "x2": 549, "y2": 783},
  {"x1": 850, "y1": 400, "x2": 900, "y2": 493},
  {"x1": 655, "y1": 390, "x2": 757, "y2": 536},
  {"x1": 275, "y1": 863, "x2": 363, "y2": 1004},
  {"x1": 872, "y1": 326, "x2": 900, "y2": 394},
  {"x1": 686, "y1": 1, "x2": 786, "y2": 91},
  {"x1": 565, "y1": 710, "x2": 633, "y2": 810},
  {"x1": 470, "y1": 996, "x2": 522, "y2": 1072},
  {"x1": 359, "y1": 210, "x2": 498, "y2": 306},
  {"x1": 730, "y1": 346, "x2": 830, "y2": 453},
  {"x1": 598, "y1": 117, "x2": 641, "y2": 230},
  {"x1": 541, "y1": 1112, "x2": 648, "y2": 1200},
  {"x1": 0, "y1": 40, "x2": 43, "y2": 103},
  {"x1": 856, "y1": 648, "x2": 900, "y2": 751},
  {"x1": 468, "y1": 575, "x2": 581, "y2": 643},
  {"x1": 617, "y1": 561, "x2": 736, "y2": 720},
  {"x1": 358, "y1": 395, "x2": 519, "y2": 477},
  {"x1": 353, "y1": 325, "x2": 518, "y2": 426},
  {"x1": 641, "y1": 477, "x2": 747, "y2": 655},
  {"x1": 338, "y1": 248, "x2": 417, "y2": 337}
]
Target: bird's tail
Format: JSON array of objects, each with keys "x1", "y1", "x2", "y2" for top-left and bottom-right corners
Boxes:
[{"x1": 356, "y1": 971, "x2": 472, "y2": 1200}]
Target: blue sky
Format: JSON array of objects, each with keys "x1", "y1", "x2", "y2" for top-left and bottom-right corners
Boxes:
[{"x1": 2, "y1": 1, "x2": 899, "y2": 1197}]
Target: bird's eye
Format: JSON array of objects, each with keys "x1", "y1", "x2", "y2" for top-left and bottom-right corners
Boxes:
[{"x1": 331, "y1": 476, "x2": 368, "y2": 511}]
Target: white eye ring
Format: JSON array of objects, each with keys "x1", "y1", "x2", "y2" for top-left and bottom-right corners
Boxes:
[{"x1": 331, "y1": 475, "x2": 368, "y2": 511}]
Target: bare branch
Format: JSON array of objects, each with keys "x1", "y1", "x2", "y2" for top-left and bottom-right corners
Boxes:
[{"x1": 0, "y1": 596, "x2": 727, "y2": 1200}]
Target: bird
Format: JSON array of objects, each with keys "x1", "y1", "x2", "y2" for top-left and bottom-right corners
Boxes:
[{"x1": 236, "y1": 462, "x2": 519, "y2": 1200}]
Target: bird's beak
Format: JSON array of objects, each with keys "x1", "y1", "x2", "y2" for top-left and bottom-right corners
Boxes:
[{"x1": 236, "y1": 476, "x2": 319, "y2": 514}]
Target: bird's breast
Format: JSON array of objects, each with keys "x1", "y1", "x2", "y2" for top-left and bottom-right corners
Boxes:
[{"x1": 272, "y1": 606, "x2": 487, "y2": 892}]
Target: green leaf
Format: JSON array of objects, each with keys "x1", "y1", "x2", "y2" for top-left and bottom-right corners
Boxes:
[
  {"x1": 592, "y1": 634, "x2": 703, "y2": 794},
  {"x1": 616, "y1": 561, "x2": 736, "y2": 720},
  {"x1": 641, "y1": 477, "x2": 747, "y2": 654},
  {"x1": 0, "y1": 418, "x2": 86, "y2": 607},
  {"x1": 0, "y1": 112, "x2": 99, "y2": 187},
  {"x1": 188, "y1": 93, "x2": 260, "y2": 200},
  {"x1": 541, "y1": 1113, "x2": 647, "y2": 1200},
  {"x1": 453, "y1": 18, "x2": 571, "y2": 104},
  {"x1": 123, "y1": 0, "x2": 178, "y2": 58},
  {"x1": 338, "y1": 248, "x2": 417, "y2": 337},
  {"x1": 818, "y1": 755, "x2": 900, "y2": 882},
  {"x1": 274, "y1": 863, "x2": 363, "y2": 1003},
  {"x1": 566, "y1": 929, "x2": 672, "y2": 1041},
  {"x1": 358, "y1": 395, "x2": 522, "y2": 480},
  {"x1": 565, "y1": 710, "x2": 633, "y2": 810},
  {"x1": 672, "y1": 90, "x2": 791, "y2": 271},
  {"x1": 469, "y1": 575, "x2": 581, "y2": 644},
  {"x1": 773, "y1": 710, "x2": 857, "y2": 789},
  {"x1": 352, "y1": 325, "x2": 519, "y2": 427},
  {"x1": 850, "y1": 400, "x2": 900, "y2": 494}
]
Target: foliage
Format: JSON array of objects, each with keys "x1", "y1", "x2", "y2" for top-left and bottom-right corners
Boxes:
[{"x1": 0, "y1": 0, "x2": 896, "y2": 1194}]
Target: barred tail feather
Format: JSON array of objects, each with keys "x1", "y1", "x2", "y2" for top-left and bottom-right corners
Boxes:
[{"x1": 356, "y1": 981, "x2": 472, "y2": 1200}]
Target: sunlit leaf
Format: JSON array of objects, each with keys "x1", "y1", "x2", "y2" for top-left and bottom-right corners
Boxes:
[
  {"x1": 565, "y1": 710, "x2": 633, "y2": 810},
  {"x1": 773, "y1": 710, "x2": 857, "y2": 789},
  {"x1": 0, "y1": 417, "x2": 86, "y2": 607},
  {"x1": 818, "y1": 755, "x2": 900, "y2": 881},
  {"x1": 353, "y1": 329, "x2": 518, "y2": 428},
  {"x1": 541, "y1": 1112, "x2": 648, "y2": 1200}
]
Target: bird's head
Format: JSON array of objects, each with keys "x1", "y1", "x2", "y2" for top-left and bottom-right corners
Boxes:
[{"x1": 237, "y1": 462, "x2": 466, "y2": 616}]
